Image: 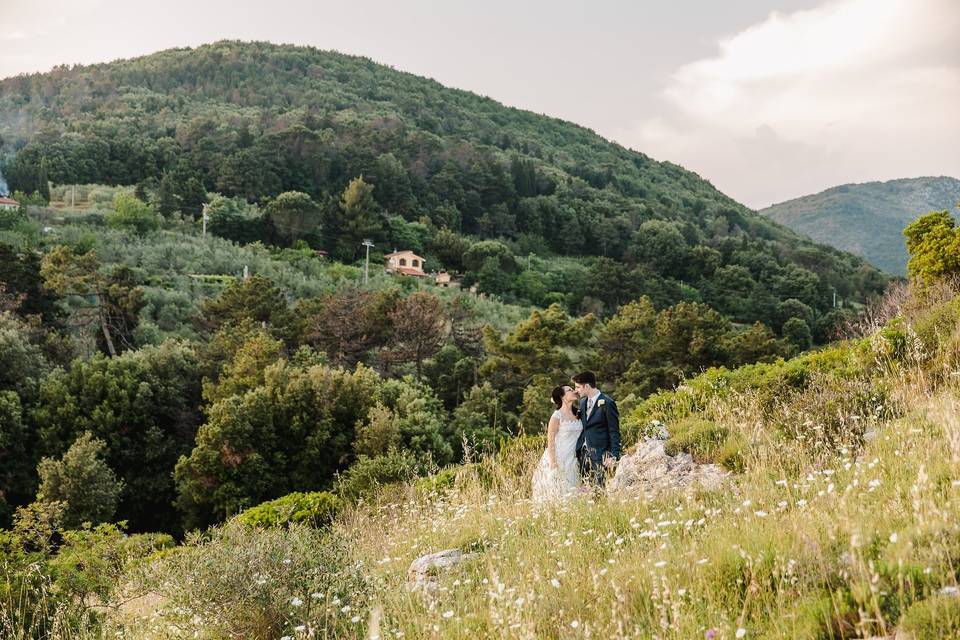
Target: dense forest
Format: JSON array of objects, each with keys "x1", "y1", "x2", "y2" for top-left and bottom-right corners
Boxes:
[{"x1": 0, "y1": 41, "x2": 886, "y2": 325}]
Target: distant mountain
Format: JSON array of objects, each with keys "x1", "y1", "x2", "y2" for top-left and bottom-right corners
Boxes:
[{"x1": 759, "y1": 177, "x2": 960, "y2": 275}]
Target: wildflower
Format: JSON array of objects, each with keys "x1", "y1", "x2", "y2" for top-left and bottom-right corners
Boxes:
[
  {"x1": 294, "y1": 625, "x2": 306, "y2": 633},
  {"x1": 705, "y1": 630, "x2": 717, "y2": 639},
  {"x1": 290, "y1": 597, "x2": 303, "y2": 607},
  {"x1": 351, "y1": 616, "x2": 361, "y2": 623},
  {"x1": 654, "y1": 560, "x2": 667, "y2": 568},
  {"x1": 571, "y1": 620, "x2": 580, "y2": 628},
  {"x1": 889, "y1": 532, "x2": 898, "y2": 543},
  {"x1": 442, "y1": 610, "x2": 454, "y2": 619},
  {"x1": 736, "y1": 628, "x2": 747, "y2": 638},
  {"x1": 311, "y1": 592, "x2": 323, "y2": 599},
  {"x1": 551, "y1": 578, "x2": 561, "y2": 588},
  {"x1": 754, "y1": 511, "x2": 767, "y2": 518}
]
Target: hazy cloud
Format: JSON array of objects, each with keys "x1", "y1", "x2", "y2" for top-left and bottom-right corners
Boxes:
[{"x1": 620, "y1": 0, "x2": 960, "y2": 208}]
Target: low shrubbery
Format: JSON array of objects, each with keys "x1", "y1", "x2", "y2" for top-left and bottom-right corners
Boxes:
[
  {"x1": 236, "y1": 491, "x2": 342, "y2": 528},
  {"x1": 120, "y1": 521, "x2": 370, "y2": 639}
]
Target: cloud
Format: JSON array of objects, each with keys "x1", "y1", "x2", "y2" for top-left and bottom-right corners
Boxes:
[
  {"x1": 0, "y1": 0, "x2": 106, "y2": 49},
  {"x1": 617, "y1": 0, "x2": 960, "y2": 208}
]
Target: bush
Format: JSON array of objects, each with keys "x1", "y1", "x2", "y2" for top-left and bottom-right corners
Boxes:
[
  {"x1": 663, "y1": 417, "x2": 745, "y2": 471},
  {"x1": 414, "y1": 465, "x2": 466, "y2": 495},
  {"x1": 105, "y1": 193, "x2": 160, "y2": 235},
  {"x1": 37, "y1": 432, "x2": 124, "y2": 529},
  {"x1": 336, "y1": 450, "x2": 426, "y2": 501},
  {"x1": 0, "y1": 505, "x2": 172, "y2": 639},
  {"x1": 898, "y1": 593, "x2": 960, "y2": 639},
  {"x1": 236, "y1": 491, "x2": 342, "y2": 528},
  {"x1": 126, "y1": 521, "x2": 369, "y2": 639}
]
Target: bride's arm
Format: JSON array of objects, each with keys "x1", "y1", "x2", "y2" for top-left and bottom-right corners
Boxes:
[{"x1": 547, "y1": 415, "x2": 560, "y2": 469}]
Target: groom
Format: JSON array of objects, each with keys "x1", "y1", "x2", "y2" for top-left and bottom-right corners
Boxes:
[{"x1": 573, "y1": 371, "x2": 621, "y2": 487}]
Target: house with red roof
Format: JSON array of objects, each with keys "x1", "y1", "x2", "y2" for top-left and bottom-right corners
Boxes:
[{"x1": 384, "y1": 250, "x2": 428, "y2": 278}]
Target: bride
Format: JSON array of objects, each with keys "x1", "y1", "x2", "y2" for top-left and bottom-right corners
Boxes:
[{"x1": 531, "y1": 385, "x2": 583, "y2": 502}]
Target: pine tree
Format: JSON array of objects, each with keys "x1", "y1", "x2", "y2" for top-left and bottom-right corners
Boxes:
[
  {"x1": 157, "y1": 174, "x2": 179, "y2": 217},
  {"x1": 335, "y1": 176, "x2": 382, "y2": 261}
]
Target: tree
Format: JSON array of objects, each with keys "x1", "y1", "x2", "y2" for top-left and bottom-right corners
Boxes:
[
  {"x1": 265, "y1": 191, "x2": 321, "y2": 245},
  {"x1": 628, "y1": 220, "x2": 689, "y2": 275},
  {"x1": 388, "y1": 291, "x2": 448, "y2": 379},
  {"x1": 37, "y1": 432, "x2": 124, "y2": 529},
  {"x1": 903, "y1": 208, "x2": 960, "y2": 284},
  {"x1": 594, "y1": 297, "x2": 657, "y2": 383},
  {"x1": 106, "y1": 192, "x2": 161, "y2": 235},
  {"x1": 450, "y1": 382, "x2": 515, "y2": 455},
  {"x1": 334, "y1": 176, "x2": 382, "y2": 261},
  {"x1": 198, "y1": 275, "x2": 296, "y2": 343},
  {"x1": 481, "y1": 304, "x2": 596, "y2": 413},
  {"x1": 782, "y1": 317, "x2": 813, "y2": 353},
  {"x1": 620, "y1": 301, "x2": 731, "y2": 396},
  {"x1": 205, "y1": 194, "x2": 265, "y2": 244},
  {"x1": 427, "y1": 227, "x2": 472, "y2": 272},
  {"x1": 156, "y1": 173, "x2": 179, "y2": 217},
  {"x1": 174, "y1": 361, "x2": 381, "y2": 529},
  {"x1": 40, "y1": 246, "x2": 144, "y2": 356},
  {"x1": 301, "y1": 285, "x2": 396, "y2": 366},
  {"x1": 463, "y1": 240, "x2": 517, "y2": 273},
  {"x1": 727, "y1": 322, "x2": 782, "y2": 367},
  {"x1": 33, "y1": 341, "x2": 204, "y2": 532}
]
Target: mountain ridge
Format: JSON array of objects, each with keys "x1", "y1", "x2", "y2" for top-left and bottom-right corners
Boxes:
[{"x1": 760, "y1": 175, "x2": 960, "y2": 275}]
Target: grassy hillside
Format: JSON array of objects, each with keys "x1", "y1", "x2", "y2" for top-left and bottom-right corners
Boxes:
[
  {"x1": 760, "y1": 176, "x2": 960, "y2": 275},
  {"x1": 0, "y1": 40, "x2": 885, "y2": 328},
  {"x1": 6, "y1": 280, "x2": 960, "y2": 639}
]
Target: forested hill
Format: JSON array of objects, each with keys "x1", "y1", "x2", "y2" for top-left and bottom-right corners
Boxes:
[
  {"x1": 760, "y1": 176, "x2": 960, "y2": 276},
  {"x1": 0, "y1": 40, "x2": 885, "y2": 327}
]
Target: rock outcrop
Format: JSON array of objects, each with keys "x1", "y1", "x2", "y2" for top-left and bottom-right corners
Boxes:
[
  {"x1": 408, "y1": 549, "x2": 480, "y2": 592},
  {"x1": 607, "y1": 438, "x2": 730, "y2": 497}
]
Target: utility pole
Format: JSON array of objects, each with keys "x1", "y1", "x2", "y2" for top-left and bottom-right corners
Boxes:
[{"x1": 362, "y1": 239, "x2": 375, "y2": 285}]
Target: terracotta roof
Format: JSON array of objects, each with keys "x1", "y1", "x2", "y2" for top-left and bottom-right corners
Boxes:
[
  {"x1": 0, "y1": 197, "x2": 19, "y2": 206},
  {"x1": 394, "y1": 266, "x2": 428, "y2": 277}
]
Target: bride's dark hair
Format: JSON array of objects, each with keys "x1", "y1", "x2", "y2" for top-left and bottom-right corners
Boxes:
[{"x1": 551, "y1": 385, "x2": 567, "y2": 409}]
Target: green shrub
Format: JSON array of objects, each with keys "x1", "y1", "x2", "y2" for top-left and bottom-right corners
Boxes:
[
  {"x1": 127, "y1": 521, "x2": 369, "y2": 639},
  {"x1": 763, "y1": 591, "x2": 857, "y2": 640},
  {"x1": 414, "y1": 465, "x2": 465, "y2": 495},
  {"x1": 236, "y1": 491, "x2": 342, "y2": 528},
  {"x1": 898, "y1": 593, "x2": 960, "y2": 639},
  {"x1": 336, "y1": 450, "x2": 425, "y2": 501},
  {"x1": 37, "y1": 432, "x2": 124, "y2": 529},
  {"x1": 663, "y1": 417, "x2": 745, "y2": 471}
]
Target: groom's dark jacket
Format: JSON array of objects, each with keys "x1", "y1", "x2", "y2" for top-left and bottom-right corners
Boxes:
[{"x1": 576, "y1": 391, "x2": 621, "y2": 462}]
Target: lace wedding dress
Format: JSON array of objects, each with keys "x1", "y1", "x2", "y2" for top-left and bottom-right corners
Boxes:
[{"x1": 531, "y1": 410, "x2": 583, "y2": 502}]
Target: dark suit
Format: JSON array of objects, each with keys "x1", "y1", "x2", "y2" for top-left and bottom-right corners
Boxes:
[{"x1": 575, "y1": 391, "x2": 621, "y2": 486}]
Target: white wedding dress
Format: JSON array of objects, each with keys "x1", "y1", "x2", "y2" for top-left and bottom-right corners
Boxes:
[{"x1": 531, "y1": 410, "x2": 583, "y2": 502}]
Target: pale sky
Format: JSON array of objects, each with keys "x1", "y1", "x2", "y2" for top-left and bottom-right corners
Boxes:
[{"x1": 1, "y1": 0, "x2": 957, "y2": 208}]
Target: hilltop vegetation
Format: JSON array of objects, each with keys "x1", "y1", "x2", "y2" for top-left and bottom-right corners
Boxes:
[
  {"x1": 0, "y1": 40, "x2": 885, "y2": 328},
  {"x1": 4, "y1": 210, "x2": 960, "y2": 639},
  {"x1": 760, "y1": 176, "x2": 960, "y2": 275}
]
